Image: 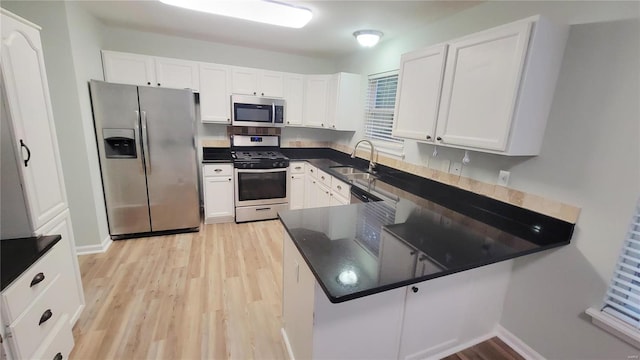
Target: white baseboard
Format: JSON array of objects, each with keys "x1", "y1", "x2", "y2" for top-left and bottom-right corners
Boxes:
[
  {"x1": 76, "y1": 235, "x2": 112, "y2": 255},
  {"x1": 425, "y1": 334, "x2": 495, "y2": 360},
  {"x1": 280, "y1": 328, "x2": 295, "y2": 360},
  {"x1": 495, "y1": 325, "x2": 546, "y2": 360}
]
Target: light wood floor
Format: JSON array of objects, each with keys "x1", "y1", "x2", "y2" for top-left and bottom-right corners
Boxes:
[
  {"x1": 70, "y1": 220, "x2": 287, "y2": 360},
  {"x1": 70, "y1": 220, "x2": 525, "y2": 360}
]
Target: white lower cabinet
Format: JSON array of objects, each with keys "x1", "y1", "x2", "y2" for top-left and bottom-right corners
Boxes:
[
  {"x1": 301, "y1": 163, "x2": 350, "y2": 209},
  {"x1": 315, "y1": 182, "x2": 331, "y2": 208},
  {"x1": 282, "y1": 230, "x2": 514, "y2": 360},
  {"x1": 1, "y1": 212, "x2": 83, "y2": 360},
  {"x1": 203, "y1": 164, "x2": 234, "y2": 223}
]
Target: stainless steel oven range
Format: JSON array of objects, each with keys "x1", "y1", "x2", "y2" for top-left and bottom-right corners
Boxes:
[{"x1": 231, "y1": 135, "x2": 290, "y2": 222}]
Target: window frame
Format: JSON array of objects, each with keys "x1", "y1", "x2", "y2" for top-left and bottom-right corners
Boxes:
[{"x1": 363, "y1": 70, "x2": 404, "y2": 158}]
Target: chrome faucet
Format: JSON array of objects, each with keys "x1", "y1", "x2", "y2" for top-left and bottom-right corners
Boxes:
[{"x1": 351, "y1": 139, "x2": 376, "y2": 173}]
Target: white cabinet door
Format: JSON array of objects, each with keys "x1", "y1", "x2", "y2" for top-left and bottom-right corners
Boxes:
[
  {"x1": 231, "y1": 67, "x2": 259, "y2": 95},
  {"x1": 393, "y1": 45, "x2": 447, "y2": 142},
  {"x1": 316, "y1": 182, "x2": 331, "y2": 208},
  {"x1": 290, "y1": 173, "x2": 305, "y2": 210},
  {"x1": 102, "y1": 50, "x2": 155, "y2": 86},
  {"x1": 260, "y1": 70, "x2": 284, "y2": 98},
  {"x1": 199, "y1": 63, "x2": 231, "y2": 123},
  {"x1": 325, "y1": 74, "x2": 338, "y2": 129},
  {"x1": 436, "y1": 21, "x2": 532, "y2": 151},
  {"x1": 203, "y1": 175, "x2": 234, "y2": 223},
  {"x1": 329, "y1": 192, "x2": 349, "y2": 206},
  {"x1": 303, "y1": 75, "x2": 330, "y2": 128},
  {"x1": 304, "y1": 176, "x2": 317, "y2": 208},
  {"x1": 331, "y1": 72, "x2": 362, "y2": 131},
  {"x1": 1, "y1": 14, "x2": 68, "y2": 230},
  {"x1": 284, "y1": 73, "x2": 304, "y2": 126},
  {"x1": 378, "y1": 229, "x2": 418, "y2": 284},
  {"x1": 282, "y1": 232, "x2": 315, "y2": 360},
  {"x1": 154, "y1": 57, "x2": 199, "y2": 90}
]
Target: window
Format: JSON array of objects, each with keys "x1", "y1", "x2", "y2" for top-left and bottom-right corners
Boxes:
[
  {"x1": 364, "y1": 71, "x2": 403, "y2": 156},
  {"x1": 587, "y1": 198, "x2": 640, "y2": 348}
]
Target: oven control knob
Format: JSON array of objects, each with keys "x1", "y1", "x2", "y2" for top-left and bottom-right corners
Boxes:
[
  {"x1": 273, "y1": 162, "x2": 278, "y2": 167},
  {"x1": 242, "y1": 163, "x2": 247, "y2": 168},
  {"x1": 250, "y1": 163, "x2": 255, "y2": 168}
]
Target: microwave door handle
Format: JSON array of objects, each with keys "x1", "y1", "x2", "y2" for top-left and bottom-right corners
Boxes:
[{"x1": 272, "y1": 103, "x2": 275, "y2": 124}]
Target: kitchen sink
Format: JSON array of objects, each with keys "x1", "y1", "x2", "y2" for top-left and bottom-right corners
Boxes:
[
  {"x1": 330, "y1": 166, "x2": 378, "y2": 182},
  {"x1": 330, "y1": 166, "x2": 369, "y2": 176}
]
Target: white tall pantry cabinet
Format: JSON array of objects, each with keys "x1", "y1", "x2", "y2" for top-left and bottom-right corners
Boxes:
[{"x1": 1, "y1": 9, "x2": 85, "y2": 359}]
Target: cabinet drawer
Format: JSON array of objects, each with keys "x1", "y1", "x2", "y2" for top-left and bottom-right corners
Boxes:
[
  {"x1": 10, "y1": 275, "x2": 69, "y2": 359},
  {"x1": 203, "y1": 164, "x2": 233, "y2": 177},
  {"x1": 290, "y1": 162, "x2": 306, "y2": 174},
  {"x1": 317, "y1": 170, "x2": 332, "y2": 188},
  {"x1": 31, "y1": 314, "x2": 74, "y2": 360},
  {"x1": 306, "y1": 164, "x2": 317, "y2": 179},
  {"x1": 1, "y1": 240, "x2": 66, "y2": 322},
  {"x1": 331, "y1": 178, "x2": 350, "y2": 199}
]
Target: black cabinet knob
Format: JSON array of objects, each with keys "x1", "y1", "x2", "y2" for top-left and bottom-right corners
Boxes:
[
  {"x1": 411, "y1": 286, "x2": 419, "y2": 293},
  {"x1": 261, "y1": 92, "x2": 264, "y2": 96},
  {"x1": 436, "y1": 136, "x2": 442, "y2": 141},
  {"x1": 426, "y1": 135, "x2": 432, "y2": 140},
  {"x1": 147, "y1": 82, "x2": 151, "y2": 85},
  {"x1": 253, "y1": 91, "x2": 257, "y2": 95},
  {"x1": 409, "y1": 251, "x2": 416, "y2": 256},
  {"x1": 30, "y1": 272, "x2": 45, "y2": 287},
  {"x1": 53, "y1": 352, "x2": 63, "y2": 360},
  {"x1": 39, "y1": 309, "x2": 53, "y2": 325},
  {"x1": 157, "y1": 83, "x2": 161, "y2": 86}
]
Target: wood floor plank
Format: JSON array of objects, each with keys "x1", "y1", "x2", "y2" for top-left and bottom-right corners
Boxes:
[{"x1": 71, "y1": 220, "x2": 287, "y2": 360}]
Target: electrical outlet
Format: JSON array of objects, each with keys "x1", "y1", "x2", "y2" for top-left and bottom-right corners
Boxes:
[
  {"x1": 498, "y1": 170, "x2": 510, "y2": 186},
  {"x1": 449, "y1": 162, "x2": 462, "y2": 176}
]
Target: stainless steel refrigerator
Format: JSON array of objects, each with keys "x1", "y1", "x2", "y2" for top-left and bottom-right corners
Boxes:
[{"x1": 89, "y1": 80, "x2": 199, "y2": 237}]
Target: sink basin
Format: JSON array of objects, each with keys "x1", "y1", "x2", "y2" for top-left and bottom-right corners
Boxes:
[
  {"x1": 330, "y1": 166, "x2": 368, "y2": 176},
  {"x1": 346, "y1": 173, "x2": 377, "y2": 181}
]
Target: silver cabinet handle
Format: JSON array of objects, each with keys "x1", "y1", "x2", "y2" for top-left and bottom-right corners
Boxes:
[{"x1": 141, "y1": 111, "x2": 151, "y2": 173}]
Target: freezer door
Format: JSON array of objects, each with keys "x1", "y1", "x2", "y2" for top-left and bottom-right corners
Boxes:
[
  {"x1": 89, "y1": 80, "x2": 152, "y2": 235},
  {"x1": 138, "y1": 87, "x2": 200, "y2": 232}
]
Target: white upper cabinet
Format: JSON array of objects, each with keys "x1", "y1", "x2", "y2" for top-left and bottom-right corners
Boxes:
[
  {"x1": 199, "y1": 63, "x2": 231, "y2": 123},
  {"x1": 154, "y1": 57, "x2": 199, "y2": 90},
  {"x1": 436, "y1": 21, "x2": 532, "y2": 152},
  {"x1": 102, "y1": 50, "x2": 155, "y2": 86},
  {"x1": 103, "y1": 51, "x2": 198, "y2": 90},
  {"x1": 283, "y1": 73, "x2": 305, "y2": 126},
  {"x1": 303, "y1": 75, "x2": 330, "y2": 128},
  {"x1": 327, "y1": 72, "x2": 362, "y2": 131},
  {"x1": 1, "y1": 12, "x2": 68, "y2": 229},
  {"x1": 392, "y1": 45, "x2": 448, "y2": 142},
  {"x1": 394, "y1": 16, "x2": 568, "y2": 156},
  {"x1": 231, "y1": 67, "x2": 284, "y2": 97}
]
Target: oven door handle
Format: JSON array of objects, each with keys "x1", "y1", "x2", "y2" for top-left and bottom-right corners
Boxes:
[{"x1": 236, "y1": 168, "x2": 288, "y2": 174}]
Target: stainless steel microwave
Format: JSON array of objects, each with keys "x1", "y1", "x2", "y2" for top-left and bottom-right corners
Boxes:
[{"x1": 231, "y1": 94, "x2": 285, "y2": 127}]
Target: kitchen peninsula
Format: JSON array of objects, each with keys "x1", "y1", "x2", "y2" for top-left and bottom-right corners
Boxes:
[{"x1": 277, "y1": 150, "x2": 574, "y2": 359}]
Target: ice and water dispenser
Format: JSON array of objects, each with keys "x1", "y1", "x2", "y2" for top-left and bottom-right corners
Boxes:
[{"x1": 102, "y1": 129, "x2": 137, "y2": 158}]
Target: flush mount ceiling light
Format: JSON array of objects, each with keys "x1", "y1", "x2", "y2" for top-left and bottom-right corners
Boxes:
[
  {"x1": 353, "y1": 30, "x2": 383, "y2": 47},
  {"x1": 158, "y1": 0, "x2": 313, "y2": 28}
]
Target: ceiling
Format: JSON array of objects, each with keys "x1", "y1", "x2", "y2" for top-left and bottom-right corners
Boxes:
[{"x1": 78, "y1": 0, "x2": 482, "y2": 59}]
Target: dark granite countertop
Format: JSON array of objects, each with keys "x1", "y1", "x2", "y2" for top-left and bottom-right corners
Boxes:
[
  {"x1": 202, "y1": 147, "x2": 232, "y2": 163},
  {"x1": 278, "y1": 147, "x2": 574, "y2": 303},
  {"x1": 1, "y1": 235, "x2": 62, "y2": 291}
]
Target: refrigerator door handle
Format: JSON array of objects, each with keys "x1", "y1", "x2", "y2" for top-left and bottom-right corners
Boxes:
[
  {"x1": 134, "y1": 110, "x2": 144, "y2": 173},
  {"x1": 141, "y1": 110, "x2": 151, "y2": 173}
]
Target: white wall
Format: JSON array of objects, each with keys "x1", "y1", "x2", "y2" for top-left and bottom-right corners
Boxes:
[
  {"x1": 1, "y1": 1, "x2": 109, "y2": 248},
  {"x1": 335, "y1": 1, "x2": 640, "y2": 358}
]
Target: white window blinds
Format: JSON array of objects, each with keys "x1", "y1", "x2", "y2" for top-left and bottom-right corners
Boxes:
[
  {"x1": 603, "y1": 199, "x2": 640, "y2": 328},
  {"x1": 364, "y1": 72, "x2": 403, "y2": 150}
]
